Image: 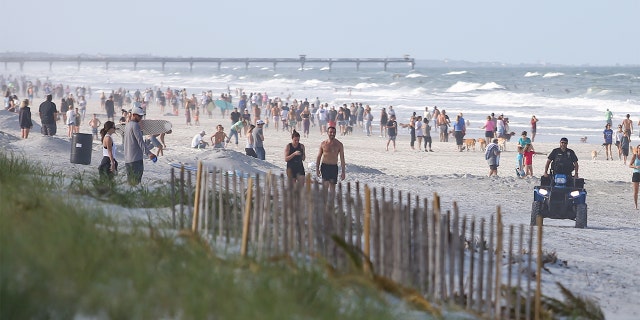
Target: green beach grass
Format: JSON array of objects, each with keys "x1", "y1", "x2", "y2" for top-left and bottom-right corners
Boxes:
[
  {"x1": 0, "y1": 152, "x2": 400, "y2": 319},
  {"x1": 0, "y1": 151, "x2": 604, "y2": 319}
]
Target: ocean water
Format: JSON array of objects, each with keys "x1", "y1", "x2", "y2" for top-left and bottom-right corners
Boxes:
[{"x1": 2, "y1": 61, "x2": 639, "y2": 144}]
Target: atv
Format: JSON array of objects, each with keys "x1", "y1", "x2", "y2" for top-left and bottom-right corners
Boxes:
[{"x1": 531, "y1": 174, "x2": 587, "y2": 228}]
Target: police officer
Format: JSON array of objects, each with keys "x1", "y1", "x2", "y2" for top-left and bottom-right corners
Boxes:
[{"x1": 544, "y1": 137, "x2": 579, "y2": 179}]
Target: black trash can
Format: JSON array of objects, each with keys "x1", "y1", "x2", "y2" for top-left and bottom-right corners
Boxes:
[{"x1": 70, "y1": 133, "x2": 93, "y2": 165}]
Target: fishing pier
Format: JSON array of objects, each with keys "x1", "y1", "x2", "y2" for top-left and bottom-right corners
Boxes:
[{"x1": 0, "y1": 54, "x2": 415, "y2": 72}]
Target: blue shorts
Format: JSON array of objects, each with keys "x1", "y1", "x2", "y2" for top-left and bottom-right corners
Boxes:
[{"x1": 150, "y1": 136, "x2": 162, "y2": 148}]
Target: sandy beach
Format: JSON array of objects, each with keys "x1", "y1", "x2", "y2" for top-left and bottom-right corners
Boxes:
[{"x1": 2, "y1": 98, "x2": 639, "y2": 319}]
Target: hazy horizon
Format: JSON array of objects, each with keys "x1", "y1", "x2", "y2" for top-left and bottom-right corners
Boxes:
[{"x1": 4, "y1": 0, "x2": 639, "y2": 66}]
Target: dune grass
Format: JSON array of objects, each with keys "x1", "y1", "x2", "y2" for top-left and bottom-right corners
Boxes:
[
  {"x1": 0, "y1": 152, "x2": 398, "y2": 319},
  {"x1": 0, "y1": 151, "x2": 605, "y2": 319}
]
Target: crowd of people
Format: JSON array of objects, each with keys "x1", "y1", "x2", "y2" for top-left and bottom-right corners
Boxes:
[{"x1": 4, "y1": 75, "x2": 640, "y2": 208}]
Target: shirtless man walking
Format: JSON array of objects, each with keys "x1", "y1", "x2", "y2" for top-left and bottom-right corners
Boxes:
[
  {"x1": 622, "y1": 113, "x2": 634, "y2": 137},
  {"x1": 316, "y1": 126, "x2": 346, "y2": 190}
]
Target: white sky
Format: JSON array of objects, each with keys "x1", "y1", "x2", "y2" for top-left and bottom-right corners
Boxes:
[{"x1": 4, "y1": 0, "x2": 639, "y2": 66}]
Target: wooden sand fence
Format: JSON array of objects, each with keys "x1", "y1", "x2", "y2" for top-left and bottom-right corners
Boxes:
[{"x1": 169, "y1": 163, "x2": 544, "y2": 319}]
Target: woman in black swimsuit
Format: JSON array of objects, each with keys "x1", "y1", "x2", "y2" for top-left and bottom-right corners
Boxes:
[{"x1": 284, "y1": 129, "x2": 306, "y2": 185}]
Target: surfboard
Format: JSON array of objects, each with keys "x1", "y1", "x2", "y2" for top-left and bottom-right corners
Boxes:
[
  {"x1": 115, "y1": 119, "x2": 173, "y2": 136},
  {"x1": 206, "y1": 101, "x2": 215, "y2": 113},
  {"x1": 214, "y1": 99, "x2": 233, "y2": 111}
]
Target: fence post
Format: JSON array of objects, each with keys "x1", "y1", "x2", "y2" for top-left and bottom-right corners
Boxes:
[
  {"x1": 179, "y1": 165, "x2": 185, "y2": 229},
  {"x1": 526, "y1": 225, "x2": 534, "y2": 320},
  {"x1": 363, "y1": 185, "x2": 371, "y2": 275},
  {"x1": 418, "y1": 197, "x2": 428, "y2": 295},
  {"x1": 191, "y1": 161, "x2": 203, "y2": 233},
  {"x1": 467, "y1": 217, "x2": 476, "y2": 311},
  {"x1": 224, "y1": 171, "x2": 230, "y2": 243},
  {"x1": 412, "y1": 195, "x2": 419, "y2": 287},
  {"x1": 202, "y1": 169, "x2": 209, "y2": 235},
  {"x1": 232, "y1": 172, "x2": 238, "y2": 243},
  {"x1": 252, "y1": 174, "x2": 262, "y2": 253},
  {"x1": 257, "y1": 173, "x2": 271, "y2": 259},
  {"x1": 428, "y1": 195, "x2": 438, "y2": 300},
  {"x1": 347, "y1": 182, "x2": 354, "y2": 249},
  {"x1": 373, "y1": 187, "x2": 381, "y2": 274},
  {"x1": 218, "y1": 171, "x2": 224, "y2": 241},
  {"x1": 486, "y1": 215, "x2": 495, "y2": 316},
  {"x1": 240, "y1": 177, "x2": 254, "y2": 257},
  {"x1": 535, "y1": 216, "x2": 543, "y2": 320},
  {"x1": 495, "y1": 207, "x2": 504, "y2": 319},
  {"x1": 336, "y1": 183, "x2": 345, "y2": 269},
  {"x1": 448, "y1": 208, "x2": 457, "y2": 303},
  {"x1": 506, "y1": 224, "x2": 514, "y2": 318},
  {"x1": 458, "y1": 215, "x2": 467, "y2": 306},
  {"x1": 171, "y1": 167, "x2": 176, "y2": 229},
  {"x1": 476, "y1": 218, "x2": 485, "y2": 313},
  {"x1": 305, "y1": 174, "x2": 314, "y2": 259},
  {"x1": 355, "y1": 182, "x2": 363, "y2": 254},
  {"x1": 516, "y1": 224, "x2": 524, "y2": 320},
  {"x1": 392, "y1": 190, "x2": 402, "y2": 283}
]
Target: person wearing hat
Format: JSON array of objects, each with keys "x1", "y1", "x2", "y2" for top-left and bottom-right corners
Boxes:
[
  {"x1": 38, "y1": 94, "x2": 58, "y2": 136},
  {"x1": 123, "y1": 106, "x2": 156, "y2": 186},
  {"x1": 544, "y1": 137, "x2": 579, "y2": 181},
  {"x1": 253, "y1": 120, "x2": 266, "y2": 160},
  {"x1": 191, "y1": 130, "x2": 208, "y2": 149}
]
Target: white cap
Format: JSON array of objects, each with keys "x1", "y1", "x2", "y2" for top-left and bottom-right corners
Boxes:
[
  {"x1": 256, "y1": 119, "x2": 265, "y2": 125},
  {"x1": 131, "y1": 106, "x2": 145, "y2": 116}
]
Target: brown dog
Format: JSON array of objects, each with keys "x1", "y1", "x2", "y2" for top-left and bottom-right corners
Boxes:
[
  {"x1": 478, "y1": 138, "x2": 487, "y2": 151},
  {"x1": 591, "y1": 150, "x2": 598, "y2": 160},
  {"x1": 497, "y1": 137, "x2": 508, "y2": 151},
  {"x1": 581, "y1": 136, "x2": 588, "y2": 143},
  {"x1": 463, "y1": 138, "x2": 476, "y2": 151}
]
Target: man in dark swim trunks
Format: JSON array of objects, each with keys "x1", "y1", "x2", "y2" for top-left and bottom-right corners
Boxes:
[{"x1": 316, "y1": 126, "x2": 346, "y2": 190}]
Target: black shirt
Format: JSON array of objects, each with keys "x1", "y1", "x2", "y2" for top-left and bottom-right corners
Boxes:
[
  {"x1": 38, "y1": 101, "x2": 58, "y2": 124},
  {"x1": 547, "y1": 147, "x2": 578, "y2": 174}
]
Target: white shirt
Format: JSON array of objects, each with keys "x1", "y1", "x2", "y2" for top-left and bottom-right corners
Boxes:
[
  {"x1": 191, "y1": 134, "x2": 205, "y2": 148},
  {"x1": 66, "y1": 110, "x2": 75, "y2": 124}
]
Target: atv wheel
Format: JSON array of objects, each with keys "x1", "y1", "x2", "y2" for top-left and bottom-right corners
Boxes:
[
  {"x1": 531, "y1": 201, "x2": 543, "y2": 226},
  {"x1": 575, "y1": 203, "x2": 587, "y2": 228}
]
